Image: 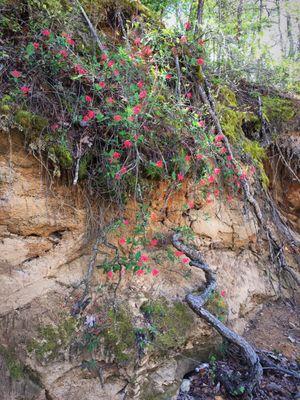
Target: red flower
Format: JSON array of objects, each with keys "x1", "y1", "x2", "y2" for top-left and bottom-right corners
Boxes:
[
  {"x1": 20, "y1": 86, "x2": 30, "y2": 95},
  {"x1": 141, "y1": 46, "x2": 152, "y2": 57},
  {"x1": 199, "y1": 178, "x2": 206, "y2": 186},
  {"x1": 113, "y1": 152, "x2": 121, "y2": 159},
  {"x1": 128, "y1": 116, "x2": 135, "y2": 122},
  {"x1": 11, "y1": 70, "x2": 21, "y2": 78},
  {"x1": 123, "y1": 219, "x2": 129, "y2": 225},
  {"x1": 114, "y1": 115, "x2": 122, "y2": 122},
  {"x1": 139, "y1": 90, "x2": 147, "y2": 100},
  {"x1": 182, "y1": 257, "x2": 190, "y2": 264},
  {"x1": 120, "y1": 166, "x2": 127, "y2": 174},
  {"x1": 51, "y1": 123, "x2": 59, "y2": 131},
  {"x1": 197, "y1": 58, "x2": 204, "y2": 65},
  {"x1": 151, "y1": 269, "x2": 159, "y2": 277},
  {"x1": 175, "y1": 250, "x2": 183, "y2": 257},
  {"x1": 186, "y1": 92, "x2": 192, "y2": 99},
  {"x1": 214, "y1": 189, "x2": 220, "y2": 197},
  {"x1": 107, "y1": 60, "x2": 115, "y2": 68},
  {"x1": 41, "y1": 29, "x2": 51, "y2": 37},
  {"x1": 136, "y1": 269, "x2": 144, "y2": 276},
  {"x1": 198, "y1": 120, "x2": 205, "y2": 127},
  {"x1": 74, "y1": 64, "x2": 87, "y2": 75},
  {"x1": 215, "y1": 134, "x2": 224, "y2": 142},
  {"x1": 177, "y1": 172, "x2": 184, "y2": 181},
  {"x1": 140, "y1": 254, "x2": 149, "y2": 262},
  {"x1": 33, "y1": 42, "x2": 39, "y2": 49},
  {"x1": 66, "y1": 37, "x2": 75, "y2": 46},
  {"x1": 184, "y1": 21, "x2": 191, "y2": 31},
  {"x1": 220, "y1": 290, "x2": 226, "y2": 297},
  {"x1": 220, "y1": 147, "x2": 227, "y2": 154},
  {"x1": 123, "y1": 140, "x2": 132, "y2": 148},
  {"x1": 227, "y1": 155, "x2": 233, "y2": 161},
  {"x1": 134, "y1": 37, "x2": 141, "y2": 46},
  {"x1": 98, "y1": 81, "x2": 106, "y2": 89},
  {"x1": 107, "y1": 270, "x2": 114, "y2": 279},
  {"x1": 59, "y1": 49, "x2": 68, "y2": 58},
  {"x1": 133, "y1": 104, "x2": 142, "y2": 115},
  {"x1": 214, "y1": 167, "x2": 221, "y2": 175},
  {"x1": 150, "y1": 239, "x2": 158, "y2": 247},
  {"x1": 185, "y1": 155, "x2": 191, "y2": 162},
  {"x1": 198, "y1": 39, "x2": 205, "y2": 46},
  {"x1": 208, "y1": 175, "x2": 215, "y2": 183},
  {"x1": 137, "y1": 81, "x2": 144, "y2": 89},
  {"x1": 113, "y1": 69, "x2": 119, "y2": 76},
  {"x1": 165, "y1": 73, "x2": 172, "y2": 80},
  {"x1": 188, "y1": 200, "x2": 194, "y2": 209},
  {"x1": 85, "y1": 95, "x2": 92, "y2": 102},
  {"x1": 101, "y1": 53, "x2": 108, "y2": 61},
  {"x1": 107, "y1": 96, "x2": 114, "y2": 103},
  {"x1": 119, "y1": 237, "x2": 126, "y2": 245},
  {"x1": 196, "y1": 154, "x2": 203, "y2": 160},
  {"x1": 155, "y1": 160, "x2": 163, "y2": 168},
  {"x1": 87, "y1": 110, "x2": 95, "y2": 119}
]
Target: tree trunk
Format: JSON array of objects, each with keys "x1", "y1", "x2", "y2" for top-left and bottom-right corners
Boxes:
[
  {"x1": 194, "y1": 0, "x2": 205, "y2": 35},
  {"x1": 236, "y1": 0, "x2": 244, "y2": 43}
]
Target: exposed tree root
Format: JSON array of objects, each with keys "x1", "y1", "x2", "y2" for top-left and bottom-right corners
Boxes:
[{"x1": 172, "y1": 233, "x2": 263, "y2": 397}]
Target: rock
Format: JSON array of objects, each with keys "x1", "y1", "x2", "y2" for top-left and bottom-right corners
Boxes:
[{"x1": 180, "y1": 379, "x2": 191, "y2": 393}]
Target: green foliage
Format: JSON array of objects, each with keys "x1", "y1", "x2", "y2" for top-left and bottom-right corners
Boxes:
[
  {"x1": 262, "y1": 96, "x2": 296, "y2": 123},
  {"x1": 206, "y1": 291, "x2": 228, "y2": 323},
  {"x1": 27, "y1": 317, "x2": 77, "y2": 363}
]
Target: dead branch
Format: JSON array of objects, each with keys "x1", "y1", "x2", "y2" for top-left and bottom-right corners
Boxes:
[{"x1": 172, "y1": 233, "x2": 263, "y2": 397}]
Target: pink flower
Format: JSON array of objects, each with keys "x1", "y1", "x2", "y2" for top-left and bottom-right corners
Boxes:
[
  {"x1": 180, "y1": 35, "x2": 188, "y2": 44},
  {"x1": 150, "y1": 239, "x2": 158, "y2": 247},
  {"x1": 98, "y1": 81, "x2": 106, "y2": 88},
  {"x1": 114, "y1": 115, "x2": 122, "y2": 122},
  {"x1": 113, "y1": 69, "x2": 119, "y2": 76},
  {"x1": 137, "y1": 81, "x2": 144, "y2": 89},
  {"x1": 123, "y1": 140, "x2": 132, "y2": 148},
  {"x1": 220, "y1": 147, "x2": 227, "y2": 154},
  {"x1": 220, "y1": 290, "x2": 226, "y2": 297},
  {"x1": 128, "y1": 116, "x2": 135, "y2": 122},
  {"x1": 51, "y1": 123, "x2": 59, "y2": 131},
  {"x1": 133, "y1": 104, "x2": 142, "y2": 115},
  {"x1": 74, "y1": 64, "x2": 87, "y2": 75},
  {"x1": 119, "y1": 237, "x2": 126, "y2": 245},
  {"x1": 185, "y1": 155, "x2": 191, "y2": 162},
  {"x1": 107, "y1": 96, "x2": 114, "y2": 103},
  {"x1": 107, "y1": 270, "x2": 114, "y2": 279},
  {"x1": 186, "y1": 92, "x2": 192, "y2": 99},
  {"x1": 33, "y1": 42, "x2": 39, "y2": 49},
  {"x1": 182, "y1": 257, "x2": 190, "y2": 264},
  {"x1": 115, "y1": 172, "x2": 121, "y2": 180},
  {"x1": 120, "y1": 166, "x2": 127, "y2": 174},
  {"x1": 107, "y1": 60, "x2": 115, "y2": 68},
  {"x1": 188, "y1": 200, "x2": 194, "y2": 209},
  {"x1": 41, "y1": 29, "x2": 51, "y2": 37},
  {"x1": 177, "y1": 172, "x2": 184, "y2": 182},
  {"x1": 134, "y1": 37, "x2": 141, "y2": 46},
  {"x1": 139, "y1": 90, "x2": 147, "y2": 100},
  {"x1": 141, "y1": 46, "x2": 152, "y2": 57},
  {"x1": 196, "y1": 154, "x2": 203, "y2": 160},
  {"x1": 227, "y1": 155, "x2": 233, "y2": 161},
  {"x1": 214, "y1": 168, "x2": 221, "y2": 175},
  {"x1": 184, "y1": 21, "x2": 191, "y2": 31},
  {"x1": 113, "y1": 151, "x2": 121, "y2": 159},
  {"x1": 140, "y1": 254, "x2": 149, "y2": 262},
  {"x1": 165, "y1": 73, "x2": 172, "y2": 80},
  {"x1": 136, "y1": 269, "x2": 144, "y2": 276},
  {"x1": 59, "y1": 49, "x2": 68, "y2": 58},
  {"x1": 227, "y1": 195, "x2": 233, "y2": 202},
  {"x1": 198, "y1": 120, "x2": 205, "y2": 127},
  {"x1": 20, "y1": 86, "x2": 30, "y2": 95},
  {"x1": 175, "y1": 251, "x2": 183, "y2": 257},
  {"x1": 197, "y1": 58, "x2": 204, "y2": 65},
  {"x1": 123, "y1": 219, "x2": 129, "y2": 225},
  {"x1": 215, "y1": 134, "x2": 224, "y2": 142},
  {"x1": 85, "y1": 95, "x2": 92, "y2": 102},
  {"x1": 198, "y1": 39, "x2": 205, "y2": 46},
  {"x1": 199, "y1": 178, "x2": 206, "y2": 186},
  {"x1": 11, "y1": 70, "x2": 21, "y2": 78},
  {"x1": 214, "y1": 189, "x2": 220, "y2": 197},
  {"x1": 208, "y1": 175, "x2": 215, "y2": 183},
  {"x1": 156, "y1": 160, "x2": 163, "y2": 168},
  {"x1": 151, "y1": 269, "x2": 159, "y2": 277},
  {"x1": 101, "y1": 53, "x2": 108, "y2": 61}
]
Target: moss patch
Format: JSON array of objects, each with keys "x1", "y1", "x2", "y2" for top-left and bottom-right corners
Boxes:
[
  {"x1": 0, "y1": 345, "x2": 25, "y2": 380},
  {"x1": 206, "y1": 291, "x2": 228, "y2": 323},
  {"x1": 140, "y1": 298, "x2": 194, "y2": 354},
  {"x1": 262, "y1": 96, "x2": 296, "y2": 123},
  {"x1": 27, "y1": 317, "x2": 77, "y2": 363},
  {"x1": 15, "y1": 110, "x2": 48, "y2": 137}
]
